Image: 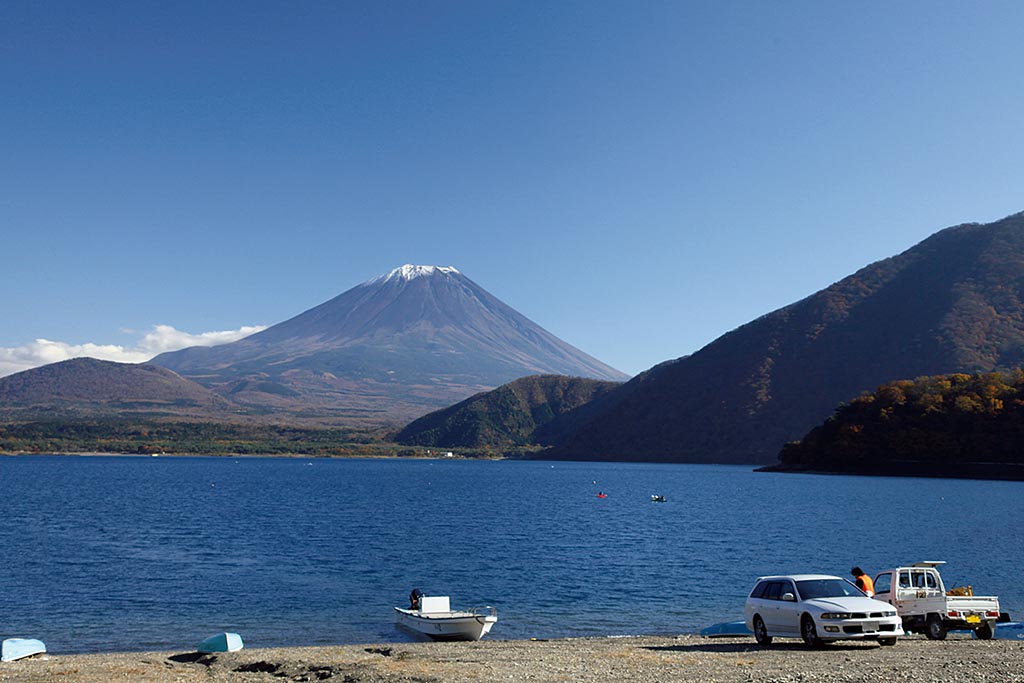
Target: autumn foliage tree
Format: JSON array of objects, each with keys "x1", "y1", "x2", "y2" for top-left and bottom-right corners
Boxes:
[{"x1": 769, "y1": 370, "x2": 1024, "y2": 479}]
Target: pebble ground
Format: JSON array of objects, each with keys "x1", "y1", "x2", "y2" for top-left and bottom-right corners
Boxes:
[{"x1": 2, "y1": 633, "x2": 1022, "y2": 683}]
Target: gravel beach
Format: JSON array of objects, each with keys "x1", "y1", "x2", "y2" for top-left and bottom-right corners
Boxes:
[{"x1": 2, "y1": 633, "x2": 1022, "y2": 683}]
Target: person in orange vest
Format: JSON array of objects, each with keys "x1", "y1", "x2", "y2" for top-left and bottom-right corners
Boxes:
[{"x1": 851, "y1": 566, "x2": 875, "y2": 596}]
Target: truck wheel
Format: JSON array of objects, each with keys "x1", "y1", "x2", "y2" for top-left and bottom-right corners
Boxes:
[
  {"x1": 976, "y1": 623, "x2": 994, "y2": 640},
  {"x1": 801, "y1": 615, "x2": 823, "y2": 648},
  {"x1": 879, "y1": 637, "x2": 897, "y2": 647},
  {"x1": 753, "y1": 616, "x2": 772, "y2": 646},
  {"x1": 925, "y1": 615, "x2": 947, "y2": 641}
]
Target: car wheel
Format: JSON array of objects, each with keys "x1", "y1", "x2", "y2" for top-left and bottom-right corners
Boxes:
[
  {"x1": 753, "y1": 616, "x2": 772, "y2": 646},
  {"x1": 975, "y1": 623, "x2": 994, "y2": 640},
  {"x1": 879, "y1": 637, "x2": 897, "y2": 647},
  {"x1": 801, "y1": 615, "x2": 823, "y2": 648},
  {"x1": 924, "y1": 615, "x2": 947, "y2": 641}
]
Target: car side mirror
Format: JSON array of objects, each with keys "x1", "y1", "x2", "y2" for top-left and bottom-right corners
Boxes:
[{"x1": 781, "y1": 592, "x2": 796, "y2": 602}]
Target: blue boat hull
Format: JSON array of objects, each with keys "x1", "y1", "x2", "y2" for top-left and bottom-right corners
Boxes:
[
  {"x1": 987, "y1": 622, "x2": 1023, "y2": 640},
  {"x1": 197, "y1": 632, "x2": 244, "y2": 652},
  {"x1": 701, "y1": 621, "x2": 752, "y2": 637},
  {"x1": 1, "y1": 638, "x2": 46, "y2": 662}
]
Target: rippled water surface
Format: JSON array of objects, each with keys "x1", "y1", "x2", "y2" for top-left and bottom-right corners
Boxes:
[{"x1": 1, "y1": 455, "x2": 1021, "y2": 653}]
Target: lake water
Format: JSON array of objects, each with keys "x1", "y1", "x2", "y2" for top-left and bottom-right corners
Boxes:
[{"x1": 1, "y1": 455, "x2": 1021, "y2": 654}]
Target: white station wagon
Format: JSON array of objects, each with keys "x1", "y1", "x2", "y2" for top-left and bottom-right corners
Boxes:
[{"x1": 745, "y1": 574, "x2": 904, "y2": 647}]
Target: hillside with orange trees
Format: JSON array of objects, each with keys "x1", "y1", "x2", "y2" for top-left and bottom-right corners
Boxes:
[{"x1": 764, "y1": 370, "x2": 1024, "y2": 479}]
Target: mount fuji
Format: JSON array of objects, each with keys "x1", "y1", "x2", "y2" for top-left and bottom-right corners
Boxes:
[{"x1": 151, "y1": 265, "x2": 627, "y2": 424}]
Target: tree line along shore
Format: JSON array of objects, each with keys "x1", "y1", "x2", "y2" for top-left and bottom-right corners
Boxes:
[{"x1": 5, "y1": 370, "x2": 1024, "y2": 480}]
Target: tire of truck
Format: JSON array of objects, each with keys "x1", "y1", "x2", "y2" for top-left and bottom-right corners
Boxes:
[
  {"x1": 976, "y1": 622, "x2": 994, "y2": 640},
  {"x1": 925, "y1": 614, "x2": 947, "y2": 640}
]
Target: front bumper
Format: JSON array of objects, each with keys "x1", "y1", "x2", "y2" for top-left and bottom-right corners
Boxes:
[{"x1": 817, "y1": 617, "x2": 904, "y2": 640}]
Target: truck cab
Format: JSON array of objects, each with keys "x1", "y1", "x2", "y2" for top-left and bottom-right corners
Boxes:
[{"x1": 873, "y1": 561, "x2": 1000, "y2": 640}]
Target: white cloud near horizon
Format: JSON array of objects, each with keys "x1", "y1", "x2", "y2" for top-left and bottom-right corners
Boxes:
[{"x1": 0, "y1": 324, "x2": 267, "y2": 378}]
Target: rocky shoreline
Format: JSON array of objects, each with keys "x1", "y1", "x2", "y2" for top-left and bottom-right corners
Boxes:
[{"x1": 2, "y1": 633, "x2": 1022, "y2": 683}]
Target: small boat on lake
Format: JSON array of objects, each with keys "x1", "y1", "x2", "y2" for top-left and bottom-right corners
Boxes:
[
  {"x1": 1, "y1": 638, "x2": 46, "y2": 662},
  {"x1": 395, "y1": 595, "x2": 497, "y2": 641},
  {"x1": 197, "y1": 632, "x2": 244, "y2": 653},
  {"x1": 651, "y1": 495, "x2": 666, "y2": 503}
]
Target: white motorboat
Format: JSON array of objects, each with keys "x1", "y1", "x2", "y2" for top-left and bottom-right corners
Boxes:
[{"x1": 394, "y1": 595, "x2": 497, "y2": 641}]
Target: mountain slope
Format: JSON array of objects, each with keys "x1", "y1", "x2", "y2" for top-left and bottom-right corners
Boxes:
[
  {"x1": 394, "y1": 375, "x2": 621, "y2": 450},
  {"x1": 152, "y1": 265, "x2": 627, "y2": 424},
  {"x1": 763, "y1": 371, "x2": 1024, "y2": 480},
  {"x1": 0, "y1": 358, "x2": 232, "y2": 419},
  {"x1": 544, "y1": 211, "x2": 1024, "y2": 464}
]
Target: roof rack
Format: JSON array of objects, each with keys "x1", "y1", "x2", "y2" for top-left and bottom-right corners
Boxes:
[{"x1": 912, "y1": 561, "x2": 946, "y2": 567}]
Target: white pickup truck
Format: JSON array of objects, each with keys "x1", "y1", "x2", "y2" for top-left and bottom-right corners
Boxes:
[{"x1": 872, "y1": 561, "x2": 1001, "y2": 640}]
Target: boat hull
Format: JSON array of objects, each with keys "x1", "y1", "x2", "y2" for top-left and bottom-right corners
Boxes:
[
  {"x1": 197, "y1": 632, "x2": 244, "y2": 653},
  {"x1": 1, "y1": 638, "x2": 46, "y2": 662},
  {"x1": 701, "y1": 621, "x2": 753, "y2": 637},
  {"x1": 973, "y1": 622, "x2": 1024, "y2": 640},
  {"x1": 394, "y1": 607, "x2": 497, "y2": 641}
]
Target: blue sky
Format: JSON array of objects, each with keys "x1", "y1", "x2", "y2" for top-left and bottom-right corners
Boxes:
[{"x1": 2, "y1": 1, "x2": 1022, "y2": 377}]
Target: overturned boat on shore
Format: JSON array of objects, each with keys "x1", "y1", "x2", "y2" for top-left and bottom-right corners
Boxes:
[
  {"x1": 1, "y1": 638, "x2": 46, "y2": 662},
  {"x1": 701, "y1": 621, "x2": 752, "y2": 637},
  {"x1": 197, "y1": 632, "x2": 244, "y2": 653},
  {"x1": 395, "y1": 595, "x2": 497, "y2": 641}
]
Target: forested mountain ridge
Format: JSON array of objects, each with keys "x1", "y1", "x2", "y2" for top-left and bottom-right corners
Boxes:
[
  {"x1": 542, "y1": 211, "x2": 1024, "y2": 464},
  {"x1": 394, "y1": 375, "x2": 621, "y2": 450},
  {"x1": 763, "y1": 370, "x2": 1024, "y2": 479}
]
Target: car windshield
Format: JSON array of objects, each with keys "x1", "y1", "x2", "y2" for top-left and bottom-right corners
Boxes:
[{"x1": 796, "y1": 579, "x2": 864, "y2": 600}]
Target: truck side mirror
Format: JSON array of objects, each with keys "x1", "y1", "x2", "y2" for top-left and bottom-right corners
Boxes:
[{"x1": 781, "y1": 592, "x2": 796, "y2": 602}]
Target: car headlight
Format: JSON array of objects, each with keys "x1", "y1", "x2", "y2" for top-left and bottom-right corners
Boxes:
[
  {"x1": 820, "y1": 613, "x2": 852, "y2": 620},
  {"x1": 886, "y1": 611, "x2": 897, "y2": 618}
]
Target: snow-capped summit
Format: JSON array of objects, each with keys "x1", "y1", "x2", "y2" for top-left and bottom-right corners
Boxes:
[
  {"x1": 369, "y1": 264, "x2": 461, "y2": 285},
  {"x1": 152, "y1": 265, "x2": 628, "y2": 424}
]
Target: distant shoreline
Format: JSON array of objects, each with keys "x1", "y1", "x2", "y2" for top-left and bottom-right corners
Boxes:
[
  {"x1": 758, "y1": 462, "x2": 1024, "y2": 482},
  {"x1": 0, "y1": 450, "x2": 486, "y2": 460},
  {"x1": 7, "y1": 452, "x2": 1024, "y2": 482}
]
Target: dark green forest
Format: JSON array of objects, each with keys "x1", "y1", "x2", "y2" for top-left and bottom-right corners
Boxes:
[
  {"x1": 767, "y1": 370, "x2": 1024, "y2": 479},
  {"x1": 395, "y1": 375, "x2": 620, "y2": 451},
  {"x1": 0, "y1": 420, "x2": 425, "y2": 457}
]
